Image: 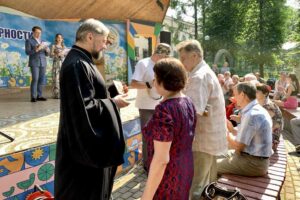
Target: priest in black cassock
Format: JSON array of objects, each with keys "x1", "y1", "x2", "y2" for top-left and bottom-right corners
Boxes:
[{"x1": 54, "y1": 19, "x2": 130, "y2": 200}]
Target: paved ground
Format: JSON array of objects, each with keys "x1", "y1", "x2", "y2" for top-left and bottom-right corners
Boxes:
[
  {"x1": 112, "y1": 162, "x2": 146, "y2": 200},
  {"x1": 112, "y1": 130, "x2": 300, "y2": 200},
  {"x1": 280, "y1": 130, "x2": 300, "y2": 200},
  {"x1": 0, "y1": 87, "x2": 59, "y2": 128}
]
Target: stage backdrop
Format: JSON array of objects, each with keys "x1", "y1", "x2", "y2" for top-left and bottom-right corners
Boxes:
[{"x1": 0, "y1": 12, "x2": 127, "y2": 88}]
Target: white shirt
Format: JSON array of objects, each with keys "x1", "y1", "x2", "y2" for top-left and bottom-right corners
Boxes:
[
  {"x1": 184, "y1": 60, "x2": 228, "y2": 155},
  {"x1": 34, "y1": 37, "x2": 41, "y2": 44},
  {"x1": 131, "y1": 57, "x2": 160, "y2": 110}
]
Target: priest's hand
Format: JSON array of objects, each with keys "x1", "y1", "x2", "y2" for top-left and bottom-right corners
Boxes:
[{"x1": 113, "y1": 94, "x2": 130, "y2": 108}]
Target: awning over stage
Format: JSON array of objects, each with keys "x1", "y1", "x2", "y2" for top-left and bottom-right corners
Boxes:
[{"x1": 0, "y1": 0, "x2": 170, "y2": 23}]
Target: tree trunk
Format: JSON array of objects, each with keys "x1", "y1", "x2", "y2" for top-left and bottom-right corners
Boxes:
[
  {"x1": 258, "y1": 0, "x2": 264, "y2": 77},
  {"x1": 202, "y1": 0, "x2": 206, "y2": 43},
  {"x1": 259, "y1": 63, "x2": 264, "y2": 78},
  {"x1": 194, "y1": 0, "x2": 198, "y2": 40}
]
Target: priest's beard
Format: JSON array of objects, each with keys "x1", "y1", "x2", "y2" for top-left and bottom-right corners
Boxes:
[
  {"x1": 91, "y1": 50, "x2": 101, "y2": 60},
  {"x1": 91, "y1": 43, "x2": 102, "y2": 60}
]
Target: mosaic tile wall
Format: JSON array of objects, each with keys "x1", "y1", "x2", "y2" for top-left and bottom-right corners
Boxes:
[{"x1": 0, "y1": 118, "x2": 142, "y2": 199}]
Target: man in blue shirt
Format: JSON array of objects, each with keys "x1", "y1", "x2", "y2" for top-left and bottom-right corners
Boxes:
[{"x1": 217, "y1": 82, "x2": 273, "y2": 176}]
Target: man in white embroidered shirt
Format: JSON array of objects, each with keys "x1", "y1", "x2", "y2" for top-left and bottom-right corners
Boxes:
[
  {"x1": 177, "y1": 40, "x2": 228, "y2": 200},
  {"x1": 130, "y1": 43, "x2": 171, "y2": 171},
  {"x1": 217, "y1": 82, "x2": 273, "y2": 177}
]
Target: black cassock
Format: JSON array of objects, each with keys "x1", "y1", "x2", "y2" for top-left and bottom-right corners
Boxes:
[{"x1": 55, "y1": 45, "x2": 125, "y2": 200}]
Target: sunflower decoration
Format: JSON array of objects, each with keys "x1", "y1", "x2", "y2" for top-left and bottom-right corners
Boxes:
[
  {"x1": 32, "y1": 148, "x2": 44, "y2": 160},
  {"x1": 24, "y1": 146, "x2": 49, "y2": 167},
  {"x1": 16, "y1": 76, "x2": 26, "y2": 86}
]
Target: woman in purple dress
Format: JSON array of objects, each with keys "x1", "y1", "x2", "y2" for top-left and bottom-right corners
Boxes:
[{"x1": 141, "y1": 58, "x2": 197, "y2": 200}]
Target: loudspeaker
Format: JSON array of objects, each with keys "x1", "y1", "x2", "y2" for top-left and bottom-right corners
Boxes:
[{"x1": 160, "y1": 31, "x2": 171, "y2": 45}]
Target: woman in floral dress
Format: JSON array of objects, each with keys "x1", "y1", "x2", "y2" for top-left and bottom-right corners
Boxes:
[
  {"x1": 141, "y1": 58, "x2": 197, "y2": 200},
  {"x1": 256, "y1": 84, "x2": 283, "y2": 151},
  {"x1": 50, "y1": 33, "x2": 66, "y2": 98}
]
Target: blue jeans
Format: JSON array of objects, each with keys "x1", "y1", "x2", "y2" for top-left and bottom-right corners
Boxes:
[{"x1": 30, "y1": 66, "x2": 46, "y2": 98}]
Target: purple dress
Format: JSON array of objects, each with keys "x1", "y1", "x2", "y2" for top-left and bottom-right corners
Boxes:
[{"x1": 142, "y1": 97, "x2": 197, "y2": 200}]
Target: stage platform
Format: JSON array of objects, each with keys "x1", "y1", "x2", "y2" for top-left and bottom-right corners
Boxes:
[{"x1": 0, "y1": 87, "x2": 142, "y2": 199}]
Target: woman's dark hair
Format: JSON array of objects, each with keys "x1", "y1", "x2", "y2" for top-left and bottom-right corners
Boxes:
[
  {"x1": 288, "y1": 73, "x2": 299, "y2": 93},
  {"x1": 256, "y1": 83, "x2": 270, "y2": 96},
  {"x1": 154, "y1": 58, "x2": 187, "y2": 92},
  {"x1": 55, "y1": 33, "x2": 64, "y2": 48}
]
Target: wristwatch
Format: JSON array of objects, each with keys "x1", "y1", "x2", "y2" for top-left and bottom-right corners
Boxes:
[{"x1": 145, "y1": 82, "x2": 152, "y2": 89}]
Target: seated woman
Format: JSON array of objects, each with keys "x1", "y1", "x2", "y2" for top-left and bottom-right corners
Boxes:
[
  {"x1": 273, "y1": 71, "x2": 288, "y2": 100},
  {"x1": 273, "y1": 73, "x2": 299, "y2": 109},
  {"x1": 141, "y1": 58, "x2": 197, "y2": 200},
  {"x1": 256, "y1": 84, "x2": 283, "y2": 151}
]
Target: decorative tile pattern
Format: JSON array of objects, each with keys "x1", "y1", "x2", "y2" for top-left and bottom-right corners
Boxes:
[{"x1": 0, "y1": 103, "x2": 141, "y2": 199}]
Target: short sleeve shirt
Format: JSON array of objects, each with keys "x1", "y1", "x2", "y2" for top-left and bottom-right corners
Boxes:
[
  {"x1": 236, "y1": 100, "x2": 273, "y2": 157},
  {"x1": 184, "y1": 60, "x2": 228, "y2": 155},
  {"x1": 131, "y1": 57, "x2": 160, "y2": 110}
]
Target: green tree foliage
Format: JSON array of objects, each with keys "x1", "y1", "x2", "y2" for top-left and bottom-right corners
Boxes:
[
  {"x1": 169, "y1": 0, "x2": 296, "y2": 77},
  {"x1": 170, "y1": 0, "x2": 198, "y2": 38},
  {"x1": 240, "y1": 0, "x2": 288, "y2": 76},
  {"x1": 169, "y1": 0, "x2": 212, "y2": 41},
  {"x1": 285, "y1": 7, "x2": 299, "y2": 41},
  {"x1": 205, "y1": 0, "x2": 248, "y2": 65}
]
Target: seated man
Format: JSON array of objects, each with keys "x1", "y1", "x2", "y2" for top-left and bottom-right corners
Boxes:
[{"x1": 217, "y1": 82, "x2": 273, "y2": 176}]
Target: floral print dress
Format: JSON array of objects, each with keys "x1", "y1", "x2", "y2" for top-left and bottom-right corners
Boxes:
[{"x1": 142, "y1": 97, "x2": 197, "y2": 200}]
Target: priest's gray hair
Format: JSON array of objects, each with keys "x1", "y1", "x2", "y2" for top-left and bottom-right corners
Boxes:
[
  {"x1": 76, "y1": 19, "x2": 109, "y2": 42},
  {"x1": 176, "y1": 40, "x2": 203, "y2": 58}
]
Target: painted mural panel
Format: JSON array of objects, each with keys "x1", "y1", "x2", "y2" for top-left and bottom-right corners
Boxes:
[
  {"x1": 0, "y1": 13, "x2": 42, "y2": 88},
  {"x1": 0, "y1": 12, "x2": 127, "y2": 88},
  {"x1": 104, "y1": 22, "x2": 127, "y2": 84}
]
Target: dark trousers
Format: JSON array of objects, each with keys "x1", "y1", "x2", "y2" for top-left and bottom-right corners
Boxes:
[
  {"x1": 103, "y1": 166, "x2": 117, "y2": 200},
  {"x1": 55, "y1": 166, "x2": 117, "y2": 200},
  {"x1": 139, "y1": 109, "x2": 155, "y2": 168}
]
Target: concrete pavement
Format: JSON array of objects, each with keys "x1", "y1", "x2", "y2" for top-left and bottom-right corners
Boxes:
[{"x1": 112, "y1": 130, "x2": 300, "y2": 200}]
